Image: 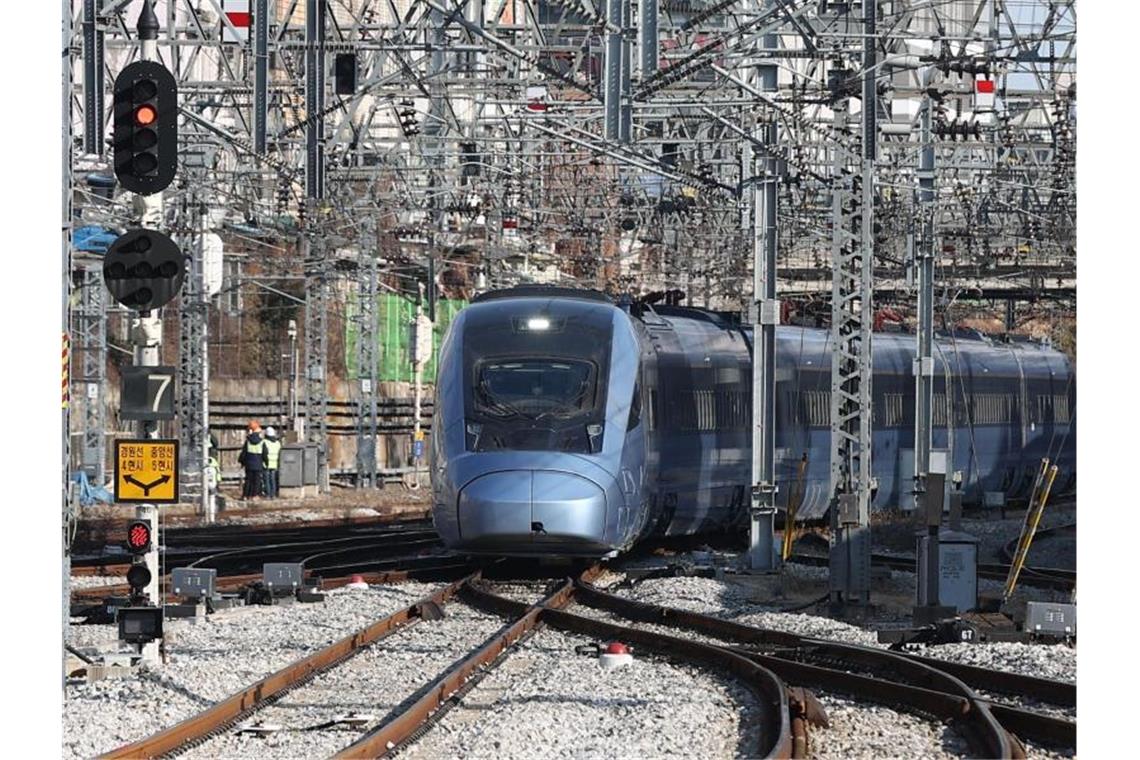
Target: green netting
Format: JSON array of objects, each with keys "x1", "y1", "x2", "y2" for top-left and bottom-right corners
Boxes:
[{"x1": 345, "y1": 294, "x2": 466, "y2": 382}]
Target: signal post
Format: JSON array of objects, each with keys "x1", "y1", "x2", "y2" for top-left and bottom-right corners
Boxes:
[{"x1": 104, "y1": 0, "x2": 182, "y2": 664}]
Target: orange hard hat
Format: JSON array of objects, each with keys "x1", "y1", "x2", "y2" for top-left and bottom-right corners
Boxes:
[{"x1": 249, "y1": 420, "x2": 262, "y2": 432}]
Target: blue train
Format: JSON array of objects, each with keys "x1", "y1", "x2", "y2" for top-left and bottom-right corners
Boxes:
[{"x1": 429, "y1": 286, "x2": 1075, "y2": 557}]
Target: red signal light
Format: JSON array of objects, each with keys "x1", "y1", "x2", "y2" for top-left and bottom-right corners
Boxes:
[
  {"x1": 134, "y1": 104, "x2": 158, "y2": 126},
  {"x1": 127, "y1": 521, "x2": 152, "y2": 553}
]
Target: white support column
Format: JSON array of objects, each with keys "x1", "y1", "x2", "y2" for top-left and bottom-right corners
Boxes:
[{"x1": 130, "y1": 0, "x2": 164, "y2": 665}]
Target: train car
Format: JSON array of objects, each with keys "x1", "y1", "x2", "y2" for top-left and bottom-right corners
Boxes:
[{"x1": 430, "y1": 287, "x2": 1075, "y2": 557}]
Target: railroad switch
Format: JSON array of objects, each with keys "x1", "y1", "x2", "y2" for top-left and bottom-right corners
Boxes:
[{"x1": 879, "y1": 610, "x2": 1034, "y2": 648}]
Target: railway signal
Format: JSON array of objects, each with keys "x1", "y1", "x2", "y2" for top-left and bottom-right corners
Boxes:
[
  {"x1": 103, "y1": 229, "x2": 186, "y2": 312},
  {"x1": 125, "y1": 520, "x2": 154, "y2": 604},
  {"x1": 126, "y1": 520, "x2": 153, "y2": 555},
  {"x1": 113, "y1": 60, "x2": 178, "y2": 195}
]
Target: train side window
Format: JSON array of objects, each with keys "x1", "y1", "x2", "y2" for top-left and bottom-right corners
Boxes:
[
  {"x1": 1054, "y1": 394, "x2": 1070, "y2": 424},
  {"x1": 933, "y1": 394, "x2": 947, "y2": 427},
  {"x1": 629, "y1": 380, "x2": 641, "y2": 429},
  {"x1": 884, "y1": 394, "x2": 904, "y2": 426}
]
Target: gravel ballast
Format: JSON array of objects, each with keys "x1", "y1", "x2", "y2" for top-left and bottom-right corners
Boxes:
[
  {"x1": 63, "y1": 581, "x2": 442, "y2": 760},
  {"x1": 68, "y1": 574, "x2": 126, "y2": 590},
  {"x1": 180, "y1": 600, "x2": 508, "y2": 760},
  {"x1": 811, "y1": 694, "x2": 970, "y2": 759},
  {"x1": 618, "y1": 575, "x2": 882, "y2": 647},
  {"x1": 910, "y1": 641, "x2": 1076, "y2": 683},
  {"x1": 402, "y1": 626, "x2": 761, "y2": 759}
]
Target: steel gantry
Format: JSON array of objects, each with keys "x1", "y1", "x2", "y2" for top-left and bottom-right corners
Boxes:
[
  {"x1": 177, "y1": 182, "x2": 211, "y2": 517},
  {"x1": 73, "y1": 266, "x2": 107, "y2": 484},
  {"x1": 354, "y1": 251, "x2": 380, "y2": 488}
]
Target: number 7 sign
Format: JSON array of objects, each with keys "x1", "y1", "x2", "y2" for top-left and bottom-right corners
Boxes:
[{"x1": 120, "y1": 365, "x2": 177, "y2": 421}]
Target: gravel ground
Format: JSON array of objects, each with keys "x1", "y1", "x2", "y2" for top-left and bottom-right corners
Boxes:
[
  {"x1": 566, "y1": 602, "x2": 981, "y2": 760},
  {"x1": 811, "y1": 694, "x2": 970, "y2": 759},
  {"x1": 63, "y1": 581, "x2": 442, "y2": 760},
  {"x1": 603, "y1": 566, "x2": 1077, "y2": 760},
  {"x1": 69, "y1": 575, "x2": 126, "y2": 590},
  {"x1": 180, "y1": 601, "x2": 507, "y2": 760},
  {"x1": 950, "y1": 505, "x2": 1076, "y2": 566},
  {"x1": 484, "y1": 581, "x2": 558, "y2": 605},
  {"x1": 975, "y1": 689, "x2": 1075, "y2": 721},
  {"x1": 401, "y1": 626, "x2": 760, "y2": 759},
  {"x1": 908, "y1": 641, "x2": 1075, "y2": 683},
  {"x1": 619, "y1": 575, "x2": 882, "y2": 648},
  {"x1": 1021, "y1": 739, "x2": 1075, "y2": 760},
  {"x1": 1022, "y1": 530, "x2": 1076, "y2": 571}
]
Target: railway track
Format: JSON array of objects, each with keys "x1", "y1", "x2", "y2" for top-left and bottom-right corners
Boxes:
[
  {"x1": 71, "y1": 517, "x2": 434, "y2": 568},
  {"x1": 95, "y1": 573, "x2": 477, "y2": 759},
  {"x1": 94, "y1": 566, "x2": 795, "y2": 759},
  {"x1": 69, "y1": 526, "x2": 447, "y2": 607},
  {"x1": 571, "y1": 578, "x2": 1075, "y2": 756},
  {"x1": 999, "y1": 521, "x2": 1077, "y2": 588},
  {"x1": 91, "y1": 557, "x2": 1074, "y2": 759}
]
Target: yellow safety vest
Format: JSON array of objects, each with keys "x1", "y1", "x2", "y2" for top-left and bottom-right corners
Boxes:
[
  {"x1": 245, "y1": 439, "x2": 266, "y2": 456},
  {"x1": 264, "y1": 439, "x2": 282, "y2": 469}
]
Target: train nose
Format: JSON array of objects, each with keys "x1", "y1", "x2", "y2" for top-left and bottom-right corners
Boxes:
[{"x1": 457, "y1": 470, "x2": 609, "y2": 554}]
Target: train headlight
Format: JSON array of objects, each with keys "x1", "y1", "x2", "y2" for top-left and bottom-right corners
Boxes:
[{"x1": 513, "y1": 316, "x2": 564, "y2": 333}]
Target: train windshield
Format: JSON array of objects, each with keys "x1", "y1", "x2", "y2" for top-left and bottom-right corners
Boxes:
[
  {"x1": 476, "y1": 359, "x2": 595, "y2": 419},
  {"x1": 461, "y1": 298, "x2": 614, "y2": 453}
]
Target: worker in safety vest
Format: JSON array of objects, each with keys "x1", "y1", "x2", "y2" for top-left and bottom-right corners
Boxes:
[
  {"x1": 263, "y1": 426, "x2": 282, "y2": 499},
  {"x1": 238, "y1": 420, "x2": 268, "y2": 499}
]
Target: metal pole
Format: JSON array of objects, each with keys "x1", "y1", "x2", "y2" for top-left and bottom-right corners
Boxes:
[
  {"x1": 619, "y1": 0, "x2": 632, "y2": 143},
  {"x1": 82, "y1": 0, "x2": 105, "y2": 154},
  {"x1": 638, "y1": 0, "x2": 658, "y2": 81},
  {"x1": 411, "y1": 286, "x2": 427, "y2": 490},
  {"x1": 603, "y1": 0, "x2": 622, "y2": 142},
  {"x1": 914, "y1": 79, "x2": 935, "y2": 513},
  {"x1": 828, "y1": 1, "x2": 877, "y2": 614},
  {"x1": 199, "y1": 202, "x2": 212, "y2": 522},
  {"x1": 131, "y1": 0, "x2": 163, "y2": 664},
  {"x1": 253, "y1": 0, "x2": 268, "y2": 154},
  {"x1": 288, "y1": 320, "x2": 298, "y2": 430},
  {"x1": 304, "y1": 0, "x2": 329, "y2": 492},
  {"x1": 748, "y1": 9, "x2": 779, "y2": 571},
  {"x1": 305, "y1": 0, "x2": 325, "y2": 200},
  {"x1": 63, "y1": 0, "x2": 75, "y2": 684}
]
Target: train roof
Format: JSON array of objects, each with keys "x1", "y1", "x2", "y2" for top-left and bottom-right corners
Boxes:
[{"x1": 472, "y1": 286, "x2": 612, "y2": 304}]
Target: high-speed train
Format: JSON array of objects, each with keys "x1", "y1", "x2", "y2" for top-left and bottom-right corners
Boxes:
[{"x1": 429, "y1": 286, "x2": 1075, "y2": 557}]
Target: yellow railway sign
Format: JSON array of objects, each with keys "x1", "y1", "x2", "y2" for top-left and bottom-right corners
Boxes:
[{"x1": 114, "y1": 439, "x2": 179, "y2": 504}]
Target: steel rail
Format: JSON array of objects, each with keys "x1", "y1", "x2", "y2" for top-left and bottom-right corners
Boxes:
[
  {"x1": 898, "y1": 654, "x2": 1074, "y2": 707},
  {"x1": 442, "y1": 574, "x2": 795, "y2": 760},
  {"x1": 96, "y1": 571, "x2": 479, "y2": 759},
  {"x1": 331, "y1": 575, "x2": 589, "y2": 759},
  {"x1": 534, "y1": 608, "x2": 794, "y2": 759},
  {"x1": 572, "y1": 581, "x2": 1016, "y2": 758},
  {"x1": 999, "y1": 521, "x2": 1077, "y2": 589},
  {"x1": 71, "y1": 516, "x2": 435, "y2": 562},
  {"x1": 70, "y1": 557, "x2": 472, "y2": 603},
  {"x1": 184, "y1": 531, "x2": 441, "y2": 572},
  {"x1": 574, "y1": 580, "x2": 1075, "y2": 751}
]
